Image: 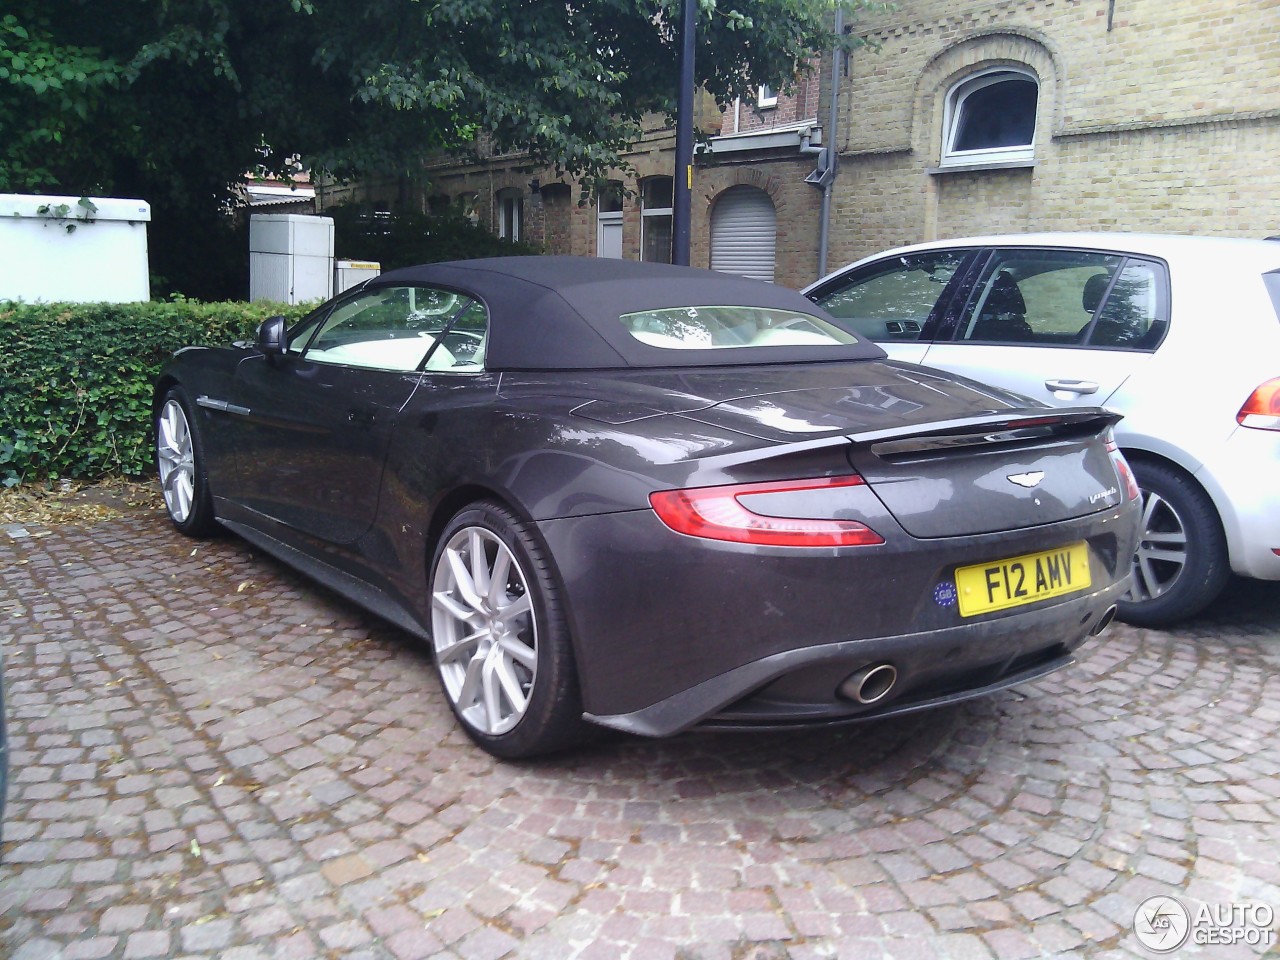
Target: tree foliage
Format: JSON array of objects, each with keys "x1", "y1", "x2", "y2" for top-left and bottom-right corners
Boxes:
[
  {"x1": 0, "y1": 1, "x2": 871, "y2": 297},
  {"x1": 330, "y1": 206, "x2": 541, "y2": 271}
]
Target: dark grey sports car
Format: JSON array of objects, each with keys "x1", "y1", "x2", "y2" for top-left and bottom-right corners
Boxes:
[{"x1": 155, "y1": 257, "x2": 1140, "y2": 758}]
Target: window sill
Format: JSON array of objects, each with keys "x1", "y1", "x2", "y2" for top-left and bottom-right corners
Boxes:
[{"x1": 927, "y1": 158, "x2": 1036, "y2": 175}]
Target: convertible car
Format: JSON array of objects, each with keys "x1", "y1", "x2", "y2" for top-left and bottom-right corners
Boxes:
[{"x1": 155, "y1": 257, "x2": 1140, "y2": 758}]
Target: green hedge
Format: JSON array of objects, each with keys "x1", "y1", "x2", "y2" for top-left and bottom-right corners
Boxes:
[{"x1": 0, "y1": 300, "x2": 310, "y2": 486}]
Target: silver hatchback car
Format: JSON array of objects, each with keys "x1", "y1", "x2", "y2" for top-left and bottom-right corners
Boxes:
[{"x1": 806, "y1": 233, "x2": 1280, "y2": 626}]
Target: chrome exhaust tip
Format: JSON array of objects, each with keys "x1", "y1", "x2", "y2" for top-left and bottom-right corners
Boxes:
[
  {"x1": 1091, "y1": 605, "x2": 1118, "y2": 636},
  {"x1": 840, "y1": 663, "x2": 899, "y2": 705}
]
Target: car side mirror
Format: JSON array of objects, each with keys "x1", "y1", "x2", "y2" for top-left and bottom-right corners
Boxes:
[{"x1": 256, "y1": 315, "x2": 289, "y2": 357}]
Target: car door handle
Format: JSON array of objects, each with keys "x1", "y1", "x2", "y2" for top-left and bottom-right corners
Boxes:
[
  {"x1": 1044, "y1": 379, "x2": 1099, "y2": 395},
  {"x1": 346, "y1": 408, "x2": 376, "y2": 425}
]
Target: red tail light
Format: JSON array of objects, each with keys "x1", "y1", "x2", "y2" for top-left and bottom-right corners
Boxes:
[
  {"x1": 649, "y1": 476, "x2": 884, "y2": 547},
  {"x1": 1238, "y1": 378, "x2": 1280, "y2": 430},
  {"x1": 1105, "y1": 440, "x2": 1140, "y2": 501}
]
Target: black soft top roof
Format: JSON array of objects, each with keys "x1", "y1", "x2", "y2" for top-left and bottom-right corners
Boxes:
[{"x1": 373, "y1": 256, "x2": 885, "y2": 370}]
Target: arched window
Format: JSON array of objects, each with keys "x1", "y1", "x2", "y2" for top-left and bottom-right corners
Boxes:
[{"x1": 941, "y1": 68, "x2": 1038, "y2": 168}]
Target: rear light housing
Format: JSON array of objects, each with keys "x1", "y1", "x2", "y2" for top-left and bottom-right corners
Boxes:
[
  {"x1": 649, "y1": 475, "x2": 884, "y2": 547},
  {"x1": 1237, "y1": 378, "x2": 1280, "y2": 430},
  {"x1": 1105, "y1": 438, "x2": 1141, "y2": 501}
]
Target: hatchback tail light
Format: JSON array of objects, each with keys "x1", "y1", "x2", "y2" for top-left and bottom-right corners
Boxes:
[
  {"x1": 1105, "y1": 439, "x2": 1141, "y2": 501},
  {"x1": 1237, "y1": 378, "x2": 1280, "y2": 431},
  {"x1": 649, "y1": 476, "x2": 884, "y2": 547}
]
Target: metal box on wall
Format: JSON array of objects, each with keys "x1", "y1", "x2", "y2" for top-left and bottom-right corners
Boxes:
[
  {"x1": 334, "y1": 259, "x2": 381, "y2": 294},
  {"x1": 0, "y1": 194, "x2": 151, "y2": 303},
  {"x1": 249, "y1": 214, "x2": 334, "y2": 304}
]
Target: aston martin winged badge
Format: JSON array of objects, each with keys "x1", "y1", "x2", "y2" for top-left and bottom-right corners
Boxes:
[{"x1": 1007, "y1": 470, "x2": 1045, "y2": 489}]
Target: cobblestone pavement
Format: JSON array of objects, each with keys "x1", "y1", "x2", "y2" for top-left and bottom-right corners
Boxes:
[{"x1": 2, "y1": 506, "x2": 1279, "y2": 960}]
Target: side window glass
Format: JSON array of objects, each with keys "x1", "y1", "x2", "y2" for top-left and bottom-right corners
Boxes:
[
  {"x1": 285, "y1": 303, "x2": 332, "y2": 355},
  {"x1": 957, "y1": 250, "x2": 1123, "y2": 344},
  {"x1": 304, "y1": 286, "x2": 474, "y2": 372},
  {"x1": 813, "y1": 251, "x2": 967, "y2": 341},
  {"x1": 431, "y1": 300, "x2": 488, "y2": 372},
  {"x1": 1086, "y1": 260, "x2": 1167, "y2": 349}
]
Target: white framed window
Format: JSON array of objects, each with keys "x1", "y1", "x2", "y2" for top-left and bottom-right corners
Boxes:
[
  {"x1": 640, "y1": 177, "x2": 673, "y2": 264},
  {"x1": 757, "y1": 83, "x2": 778, "y2": 109},
  {"x1": 498, "y1": 190, "x2": 523, "y2": 241},
  {"x1": 597, "y1": 181, "x2": 624, "y2": 259},
  {"x1": 941, "y1": 67, "x2": 1038, "y2": 168}
]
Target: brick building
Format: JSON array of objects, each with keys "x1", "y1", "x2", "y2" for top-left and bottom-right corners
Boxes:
[
  {"x1": 833, "y1": 0, "x2": 1280, "y2": 275},
  {"x1": 320, "y1": 0, "x2": 1280, "y2": 290}
]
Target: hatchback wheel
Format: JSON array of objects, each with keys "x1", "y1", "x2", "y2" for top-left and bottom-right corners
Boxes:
[
  {"x1": 429, "y1": 502, "x2": 585, "y2": 758},
  {"x1": 156, "y1": 388, "x2": 218, "y2": 537},
  {"x1": 1117, "y1": 460, "x2": 1229, "y2": 627}
]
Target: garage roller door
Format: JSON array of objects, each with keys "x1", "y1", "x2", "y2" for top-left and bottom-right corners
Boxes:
[{"x1": 710, "y1": 186, "x2": 776, "y2": 282}]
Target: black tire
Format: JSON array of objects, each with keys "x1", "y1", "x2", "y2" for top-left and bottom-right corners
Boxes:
[
  {"x1": 1117, "y1": 460, "x2": 1230, "y2": 627},
  {"x1": 428, "y1": 501, "x2": 586, "y2": 759},
  {"x1": 155, "y1": 387, "x2": 218, "y2": 538}
]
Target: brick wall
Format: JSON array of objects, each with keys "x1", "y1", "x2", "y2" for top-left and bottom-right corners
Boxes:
[
  {"x1": 719, "y1": 68, "x2": 822, "y2": 135},
  {"x1": 824, "y1": 0, "x2": 1280, "y2": 272}
]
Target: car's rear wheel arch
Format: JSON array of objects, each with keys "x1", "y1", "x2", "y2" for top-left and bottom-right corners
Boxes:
[
  {"x1": 424, "y1": 486, "x2": 586, "y2": 678},
  {"x1": 1116, "y1": 450, "x2": 1230, "y2": 626},
  {"x1": 425, "y1": 494, "x2": 588, "y2": 757},
  {"x1": 426, "y1": 485, "x2": 533, "y2": 571}
]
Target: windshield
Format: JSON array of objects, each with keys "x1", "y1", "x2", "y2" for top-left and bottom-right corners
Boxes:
[{"x1": 619, "y1": 305, "x2": 859, "y2": 350}]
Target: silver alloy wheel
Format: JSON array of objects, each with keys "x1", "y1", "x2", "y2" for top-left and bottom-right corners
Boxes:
[
  {"x1": 431, "y1": 526, "x2": 538, "y2": 736},
  {"x1": 157, "y1": 399, "x2": 197, "y2": 523},
  {"x1": 1125, "y1": 488, "x2": 1189, "y2": 603}
]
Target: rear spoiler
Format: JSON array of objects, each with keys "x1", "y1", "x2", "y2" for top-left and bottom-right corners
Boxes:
[{"x1": 850, "y1": 408, "x2": 1122, "y2": 463}]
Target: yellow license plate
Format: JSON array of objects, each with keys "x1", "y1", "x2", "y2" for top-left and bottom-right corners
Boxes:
[{"x1": 955, "y1": 542, "x2": 1091, "y2": 617}]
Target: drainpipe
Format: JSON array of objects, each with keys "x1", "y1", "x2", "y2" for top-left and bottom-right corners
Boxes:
[{"x1": 818, "y1": 5, "x2": 844, "y2": 280}]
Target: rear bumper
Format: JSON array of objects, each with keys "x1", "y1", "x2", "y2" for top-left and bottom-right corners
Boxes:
[
  {"x1": 583, "y1": 578, "x2": 1125, "y2": 737},
  {"x1": 1197, "y1": 426, "x2": 1280, "y2": 580},
  {"x1": 539, "y1": 498, "x2": 1138, "y2": 733}
]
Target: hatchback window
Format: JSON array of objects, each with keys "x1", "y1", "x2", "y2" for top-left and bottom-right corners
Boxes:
[
  {"x1": 811, "y1": 251, "x2": 967, "y2": 341},
  {"x1": 1084, "y1": 261, "x2": 1167, "y2": 348}
]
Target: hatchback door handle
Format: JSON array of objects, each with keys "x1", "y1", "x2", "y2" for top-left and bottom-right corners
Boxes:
[{"x1": 1044, "y1": 379, "x2": 1099, "y2": 395}]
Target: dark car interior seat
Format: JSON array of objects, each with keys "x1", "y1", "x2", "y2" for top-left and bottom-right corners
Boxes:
[
  {"x1": 967, "y1": 271, "x2": 1033, "y2": 342},
  {"x1": 1081, "y1": 272, "x2": 1110, "y2": 316}
]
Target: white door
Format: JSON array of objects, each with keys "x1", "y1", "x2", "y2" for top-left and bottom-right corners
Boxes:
[
  {"x1": 710, "y1": 186, "x2": 776, "y2": 282},
  {"x1": 597, "y1": 213, "x2": 623, "y2": 258}
]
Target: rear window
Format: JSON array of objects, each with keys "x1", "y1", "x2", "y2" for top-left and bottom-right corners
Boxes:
[{"x1": 619, "y1": 305, "x2": 858, "y2": 350}]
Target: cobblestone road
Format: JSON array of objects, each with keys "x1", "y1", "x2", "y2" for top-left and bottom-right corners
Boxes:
[{"x1": 2, "y1": 506, "x2": 1279, "y2": 959}]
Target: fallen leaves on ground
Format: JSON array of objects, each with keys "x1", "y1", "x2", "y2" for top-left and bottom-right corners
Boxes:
[{"x1": 0, "y1": 478, "x2": 161, "y2": 527}]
